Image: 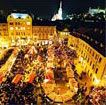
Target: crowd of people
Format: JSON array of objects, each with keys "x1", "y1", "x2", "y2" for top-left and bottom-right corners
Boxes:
[
  {"x1": 86, "y1": 86, "x2": 106, "y2": 105},
  {"x1": 0, "y1": 45, "x2": 55, "y2": 105},
  {"x1": 0, "y1": 44, "x2": 105, "y2": 105}
]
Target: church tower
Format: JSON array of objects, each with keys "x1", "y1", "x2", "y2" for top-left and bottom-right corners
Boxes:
[
  {"x1": 58, "y1": 1, "x2": 63, "y2": 20},
  {"x1": 51, "y1": 0, "x2": 63, "y2": 21}
]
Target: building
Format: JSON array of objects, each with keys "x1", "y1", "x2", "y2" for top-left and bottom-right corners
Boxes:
[
  {"x1": 51, "y1": 1, "x2": 63, "y2": 21},
  {"x1": 0, "y1": 23, "x2": 8, "y2": 37},
  {"x1": 59, "y1": 29, "x2": 106, "y2": 87},
  {"x1": 58, "y1": 28, "x2": 70, "y2": 44},
  {"x1": 7, "y1": 13, "x2": 32, "y2": 46},
  {"x1": 0, "y1": 13, "x2": 57, "y2": 47},
  {"x1": 0, "y1": 23, "x2": 9, "y2": 48},
  {"x1": 32, "y1": 26, "x2": 57, "y2": 45},
  {"x1": 88, "y1": 7, "x2": 105, "y2": 15}
]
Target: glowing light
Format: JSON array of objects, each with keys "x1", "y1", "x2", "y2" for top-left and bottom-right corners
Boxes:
[
  {"x1": 44, "y1": 79, "x2": 49, "y2": 83},
  {"x1": 16, "y1": 27, "x2": 18, "y2": 30},
  {"x1": 94, "y1": 77, "x2": 100, "y2": 85},
  {"x1": 11, "y1": 13, "x2": 28, "y2": 19},
  {"x1": 20, "y1": 27, "x2": 23, "y2": 30},
  {"x1": 26, "y1": 22, "x2": 31, "y2": 25},
  {"x1": 10, "y1": 27, "x2": 13, "y2": 30}
]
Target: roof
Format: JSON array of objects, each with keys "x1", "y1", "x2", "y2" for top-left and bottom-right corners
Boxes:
[
  {"x1": 33, "y1": 20, "x2": 56, "y2": 26},
  {"x1": 11, "y1": 13, "x2": 29, "y2": 19},
  {"x1": 70, "y1": 31, "x2": 105, "y2": 57},
  {"x1": 62, "y1": 28, "x2": 69, "y2": 32}
]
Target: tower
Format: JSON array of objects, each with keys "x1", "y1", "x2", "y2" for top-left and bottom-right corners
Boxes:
[
  {"x1": 58, "y1": 1, "x2": 63, "y2": 20},
  {"x1": 51, "y1": 0, "x2": 63, "y2": 21}
]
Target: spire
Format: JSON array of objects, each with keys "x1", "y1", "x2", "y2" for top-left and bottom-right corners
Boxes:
[
  {"x1": 51, "y1": 0, "x2": 63, "y2": 21},
  {"x1": 60, "y1": 1, "x2": 62, "y2": 8}
]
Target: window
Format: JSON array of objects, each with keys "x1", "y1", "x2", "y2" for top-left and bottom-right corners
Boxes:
[
  {"x1": 27, "y1": 22, "x2": 31, "y2": 25},
  {"x1": 90, "y1": 61, "x2": 92, "y2": 66},
  {"x1": 9, "y1": 22, "x2": 13, "y2": 25},
  {"x1": 93, "y1": 78, "x2": 95, "y2": 81},
  {"x1": 20, "y1": 27, "x2": 23, "y2": 30},
  {"x1": 90, "y1": 73, "x2": 92, "y2": 77},
  {"x1": 95, "y1": 68, "x2": 98, "y2": 74},
  {"x1": 87, "y1": 58, "x2": 89, "y2": 62},
  {"x1": 10, "y1": 27, "x2": 13, "y2": 30},
  {"x1": 92, "y1": 64, "x2": 94, "y2": 69},
  {"x1": 16, "y1": 27, "x2": 18, "y2": 30},
  {"x1": 18, "y1": 22, "x2": 20, "y2": 25},
  {"x1": 99, "y1": 57, "x2": 102, "y2": 63},
  {"x1": 90, "y1": 49, "x2": 91, "y2": 54},
  {"x1": 92, "y1": 51, "x2": 94, "y2": 56},
  {"x1": 3, "y1": 24, "x2": 6, "y2": 26},
  {"x1": 16, "y1": 32, "x2": 18, "y2": 35},
  {"x1": 85, "y1": 45, "x2": 87, "y2": 49},
  {"x1": 86, "y1": 55, "x2": 87, "y2": 59},
  {"x1": 15, "y1": 22, "x2": 18, "y2": 25},
  {"x1": 95, "y1": 54, "x2": 97, "y2": 59},
  {"x1": 3, "y1": 29, "x2": 6, "y2": 31}
]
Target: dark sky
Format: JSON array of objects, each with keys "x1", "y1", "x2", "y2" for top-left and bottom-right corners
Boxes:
[{"x1": 0, "y1": 0, "x2": 105, "y2": 19}]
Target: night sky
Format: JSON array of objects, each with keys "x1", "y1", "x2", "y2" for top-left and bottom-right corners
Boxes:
[{"x1": 0, "y1": 0, "x2": 105, "y2": 19}]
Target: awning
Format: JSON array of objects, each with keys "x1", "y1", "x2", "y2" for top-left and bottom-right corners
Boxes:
[
  {"x1": 12, "y1": 74, "x2": 22, "y2": 84},
  {"x1": 24, "y1": 72, "x2": 36, "y2": 83}
]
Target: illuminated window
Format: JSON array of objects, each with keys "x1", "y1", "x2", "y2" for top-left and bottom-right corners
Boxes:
[
  {"x1": 26, "y1": 22, "x2": 31, "y2": 25},
  {"x1": 23, "y1": 27, "x2": 25, "y2": 30},
  {"x1": 10, "y1": 27, "x2": 14, "y2": 30},
  {"x1": 16, "y1": 27, "x2": 18, "y2": 30},
  {"x1": 20, "y1": 27, "x2": 23, "y2": 30}
]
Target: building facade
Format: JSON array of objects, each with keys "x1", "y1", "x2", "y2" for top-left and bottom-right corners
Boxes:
[
  {"x1": 0, "y1": 13, "x2": 57, "y2": 47},
  {"x1": 67, "y1": 32, "x2": 106, "y2": 87},
  {"x1": 32, "y1": 26, "x2": 57, "y2": 45},
  {"x1": 0, "y1": 23, "x2": 9, "y2": 47},
  {"x1": 7, "y1": 13, "x2": 32, "y2": 46}
]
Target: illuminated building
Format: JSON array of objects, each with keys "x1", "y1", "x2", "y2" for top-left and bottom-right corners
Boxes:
[
  {"x1": 0, "y1": 23, "x2": 8, "y2": 37},
  {"x1": 59, "y1": 29, "x2": 106, "y2": 87},
  {"x1": 88, "y1": 7, "x2": 105, "y2": 15},
  {"x1": 51, "y1": 1, "x2": 63, "y2": 21},
  {"x1": 7, "y1": 13, "x2": 32, "y2": 46},
  {"x1": 0, "y1": 23, "x2": 10, "y2": 48},
  {"x1": 32, "y1": 26, "x2": 57, "y2": 45},
  {"x1": 0, "y1": 13, "x2": 105, "y2": 87},
  {"x1": 0, "y1": 13, "x2": 57, "y2": 47},
  {"x1": 58, "y1": 28, "x2": 70, "y2": 44}
]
